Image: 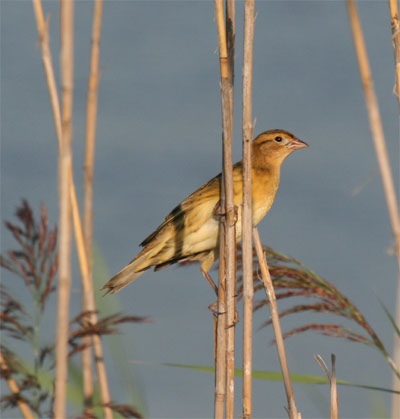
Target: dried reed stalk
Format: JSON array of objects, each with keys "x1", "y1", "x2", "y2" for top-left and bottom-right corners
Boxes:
[
  {"x1": 31, "y1": 1, "x2": 112, "y2": 416},
  {"x1": 330, "y1": 356, "x2": 338, "y2": 419},
  {"x1": 241, "y1": 0, "x2": 255, "y2": 417},
  {"x1": 53, "y1": 0, "x2": 74, "y2": 416},
  {"x1": 253, "y1": 228, "x2": 300, "y2": 419},
  {"x1": 215, "y1": 225, "x2": 227, "y2": 419},
  {"x1": 314, "y1": 354, "x2": 339, "y2": 419},
  {"x1": 32, "y1": 0, "x2": 62, "y2": 141},
  {"x1": 0, "y1": 352, "x2": 34, "y2": 419},
  {"x1": 346, "y1": 0, "x2": 400, "y2": 264},
  {"x1": 70, "y1": 181, "x2": 113, "y2": 419},
  {"x1": 388, "y1": 1, "x2": 400, "y2": 416},
  {"x1": 346, "y1": 1, "x2": 400, "y2": 416},
  {"x1": 214, "y1": 1, "x2": 227, "y2": 415},
  {"x1": 81, "y1": 0, "x2": 104, "y2": 410},
  {"x1": 389, "y1": 0, "x2": 400, "y2": 109},
  {"x1": 225, "y1": 1, "x2": 236, "y2": 417},
  {"x1": 392, "y1": 283, "x2": 400, "y2": 418},
  {"x1": 214, "y1": 0, "x2": 236, "y2": 416}
]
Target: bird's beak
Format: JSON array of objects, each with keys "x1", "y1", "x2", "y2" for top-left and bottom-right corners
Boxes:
[{"x1": 288, "y1": 138, "x2": 309, "y2": 150}]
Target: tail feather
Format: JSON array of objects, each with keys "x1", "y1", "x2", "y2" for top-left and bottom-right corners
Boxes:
[
  {"x1": 101, "y1": 262, "x2": 146, "y2": 296},
  {"x1": 102, "y1": 226, "x2": 173, "y2": 295}
]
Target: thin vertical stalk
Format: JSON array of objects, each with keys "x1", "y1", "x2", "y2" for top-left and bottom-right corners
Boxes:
[
  {"x1": 214, "y1": 0, "x2": 236, "y2": 417},
  {"x1": 314, "y1": 354, "x2": 339, "y2": 419},
  {"x1": 214, "y1": 1, "x2": 228, "y2": 416},
  {"x1": 330, "y1": 355, "x2": 339, "y2": 419},
  {"x1": 70, "y1": 189, "x2": 113, "y2": 419},
  {"x1": 225, "y1": 1, "x2": 236, "y2": 418},
  {"x1": 388, "y1": 15, "x2": 400, "y2": 400},
  {"x1": 392, "y1": 281, "x2": 400, "y2": 417},
  {"x1": 215, "y1": 227, "x2": 227, "y2": 419},
  {"x1": 82, "y1": 0, "x2": 104, "y2": 411},
  {"x1": 346, "y1": 2, "x2": 400, "y2": 417},
  {"x1": 0, "y1": 352, "x2": 34, "y2": 419},
  {"x1": 346, "y1": 0, "x2": 400, "y2": 264},
  {"x1": 389, "y1": 0, "x2": 400, "y2": 110},
  {"x1": 32, "y1": 0, "x2": 62, "y2": 142},
  {"x1": 387, "y1": 2, "x2": 400, "y2": 411},
  {"x1": 242, "y1": 0, "x2": 255, "y2": 417},
  {"x1": 253, "y1": 228, "x2": 300, "y2": 419},
  {"x1": 83, "y1": 0, "x2": 103, "y2": 264},
  {"x1": 54, "y1": 0, "x2": 74, "y2": 416},
  {"x1": 31, "y1": 2, "x2": 112, "y2": 417}
]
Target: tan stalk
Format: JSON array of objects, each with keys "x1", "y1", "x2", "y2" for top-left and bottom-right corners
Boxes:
[
  {"x1": 70, "y1": 182, "x2": 113, "y2": 419},
  {"x1": 53, "y1": 0, "x2": 74, "y2": 416},
  {"x1": 389, "y1": 0, "x2": 400, "y2": 109},
  {"x1": 214, "y1": 0, "x2": 236, "y2": 417},
  {"x1": 253, "y1": 228, "x2": 300, "y2": 419},
  {"x1": 215, "y1": 226, "x2": 227, "y2": 419},
  {"x1": 241, "y1": 0, "x2": 255, "y2": 417},
  {"x1": 346, "y1": 1, "x2": 400, "y2": 416},
  {"x1": 225, "y1": 1, "x2": 236, "y2": 418},
  {"x1": 314, "y1": 354, "x2": 339, "y2": 419},
  {"x1": 81, "y1": 0, "x2": 104, "y2": 411},
  {"x1": 346, "y1": 0, "x2": 400, "y2": 265},
  {"x1": 388, "y1": 1, "x2": 400, "y2": 413},
  {"x1": 32, "y1": 0, "x2": 62, "y2": 141},
  {"x1": 31, "y1": 1, "x2": 112, "y2": 417},
  {"x1": 214, "y1": 1, "x2": 227, "y2": 416},
  {"x1": 0, "y1": 352, "x2": 34, "y2": 419},
  {"x1": 393, "y1": 283, "x2": 400, "y2": 418},
  {"x1": 330, "y1": 355, "x2": 338, "y2": 419}
]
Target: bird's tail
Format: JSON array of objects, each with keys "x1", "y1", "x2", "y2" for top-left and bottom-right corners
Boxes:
[
  {"x1": 101, "y1": 260, "x2": 146, "y2": 296},
  {"x1": 102, "y1": 230, "x2": 168, "y2": 295}
]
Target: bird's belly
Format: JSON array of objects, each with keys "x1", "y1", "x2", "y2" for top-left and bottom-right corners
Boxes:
[
  {"x1": 253, "y1": 201, "x2": 273, "y2": 225},
  {"x1": 182, "y1": 216, "x2": 220, "y2": 254},
  {"x1": 181, "y1": 193, "x2": 274, "y2": 254},
  {"x1": 233, "y1": 195, "x2": 275, "y2": 241}
]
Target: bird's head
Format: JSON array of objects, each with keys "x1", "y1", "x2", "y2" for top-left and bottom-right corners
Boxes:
[{"x1": 252, "y1": 129, "x2": 308, "y2": 169}]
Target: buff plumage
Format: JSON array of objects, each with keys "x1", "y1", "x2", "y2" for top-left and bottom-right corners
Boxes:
[{"x1": 101, "y1": 129, "x2": 308, "y2": 295}]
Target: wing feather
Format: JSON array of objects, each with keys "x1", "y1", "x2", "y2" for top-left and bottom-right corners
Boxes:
[{"x1": 140, "y1": 173, "x2": 222, "y2": 247}]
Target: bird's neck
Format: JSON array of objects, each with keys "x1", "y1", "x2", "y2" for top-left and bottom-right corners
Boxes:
[{"x1": 252, "y1": 160, "x2": 282, "y2": 178}]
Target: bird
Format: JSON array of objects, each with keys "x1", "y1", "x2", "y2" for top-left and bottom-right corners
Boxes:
[{"x1": 101, "y1": 129, "x2": 308, "y2": 295}]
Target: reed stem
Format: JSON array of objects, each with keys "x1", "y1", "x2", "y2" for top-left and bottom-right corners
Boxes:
[
  {"x1": 253, "y1": 228, "x2": 300, "y2": 419},
  {"x1": 53, "y1": 0, "x2": 74, "y2": 416},
  {"x1": 81, "y1": 0, "x2": 104, "y2": 411},
  {"x1": 31, "y1": 2, "x2": 112, "y2": 416},
  {"x1": 241, "y1": 0, "x2": 255, "y2": 417},
  {"x1": 346, "y1": 1, "x2": 400, "y2": 416},
  {"x1": 214, "y1": 0, "x2": 236, "y2": 416},
  {"x1": 389, "y1": 0, "x2": 400, "y2": 110}
]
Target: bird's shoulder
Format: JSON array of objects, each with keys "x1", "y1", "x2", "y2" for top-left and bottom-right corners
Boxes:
[{"x1": 140, "y1": 172, "x2": 222, "y2": 247}]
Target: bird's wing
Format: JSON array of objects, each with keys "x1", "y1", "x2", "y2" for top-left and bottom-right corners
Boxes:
[
  {"x1": 139, "y1": 173, "x2": 222, "y2": 247},
  {"x1": 139, "y1": 161, "x2": 244, "y2": 248}
]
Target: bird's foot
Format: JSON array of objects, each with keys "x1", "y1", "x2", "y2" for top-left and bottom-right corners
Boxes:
[
  {"x1": 208, "y1": 301, "x2": 239, "y2": 326},
  {"x1": 201, "y1": 269, "x2": 239, "y2": 323},
  {"x1": 213, "y1": 201, "x2": 238, "y2": 226},
  {"x1": 208, "y1": 301, "x2": 219, "y2": 317},
  {"x1": 213, "y1": 200, "x2": 224, "y2": 217}
]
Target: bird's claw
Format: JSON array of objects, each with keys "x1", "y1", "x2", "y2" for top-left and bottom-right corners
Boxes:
[
  {"x1": 214, "y1": 202, "x2": 238, "y2": 227},
  {"x1": 214, "y1": 201, "x2": 225, "y2": 217},
  {"x1": 208, "y1": 301, "x2": 239, "y2": 325},
  {"x1": 208, "y1": 301, "x2": 220, "y2": 317}
]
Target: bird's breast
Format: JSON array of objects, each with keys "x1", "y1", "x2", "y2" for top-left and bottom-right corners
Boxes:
[{"x1": 251, "y1": 168, "x2": 280, "y2": 225}]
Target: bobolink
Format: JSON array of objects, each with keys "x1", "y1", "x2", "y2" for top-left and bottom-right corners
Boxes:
[{"x1": 102, "y1": 129, "x2": 308, "y2": 295}]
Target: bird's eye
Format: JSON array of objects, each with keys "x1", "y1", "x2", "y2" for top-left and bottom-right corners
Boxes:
[{"x1": 274, "y1": 136, "x2": 283, "y2": 143}]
